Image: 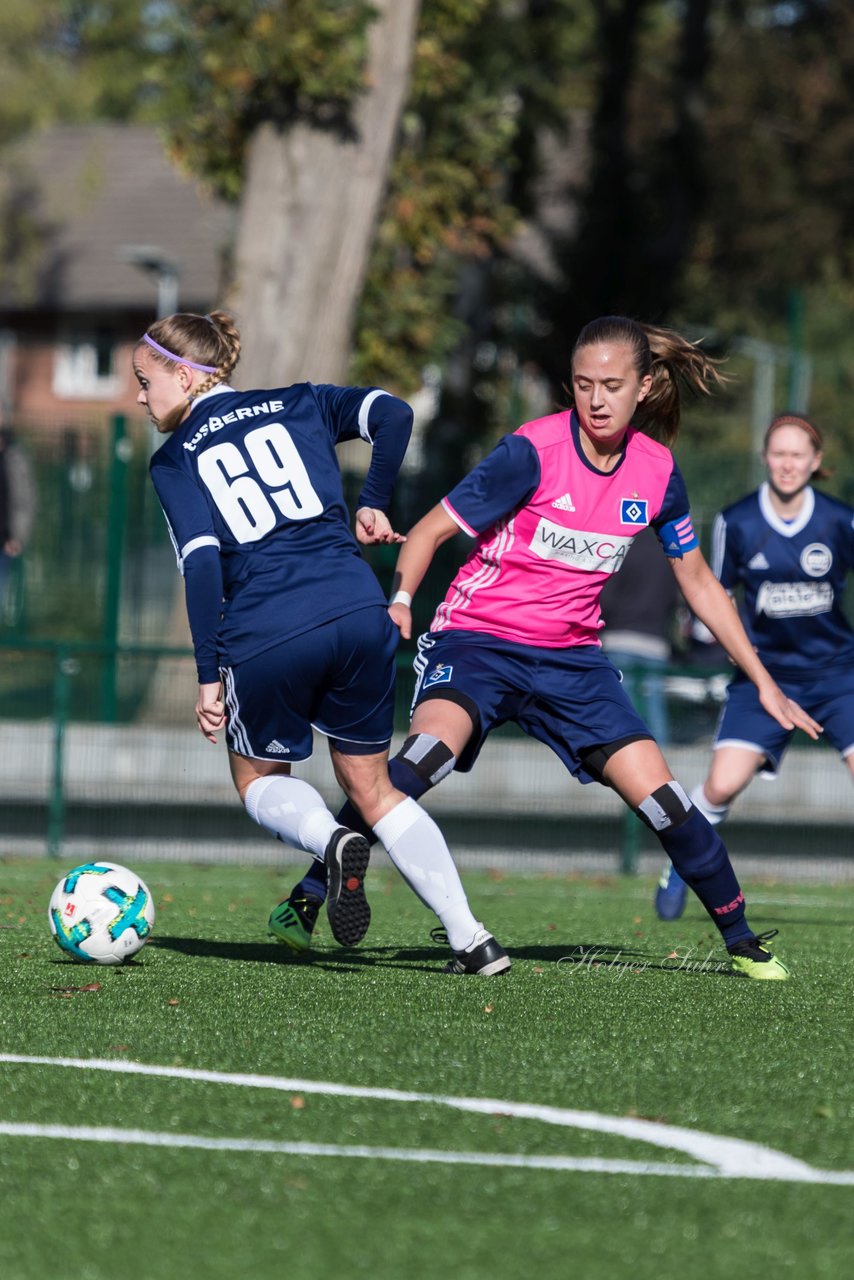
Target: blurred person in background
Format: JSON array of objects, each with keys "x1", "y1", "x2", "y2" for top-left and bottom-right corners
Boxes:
[
  {"x1": 286, "y1": 316, "x2": 821, "y2": 979},
  {"x1": 656, "y1": 413, "x2": 854, "y2": 919},
  {"x1": 0, "y1": 427, "x2": 36, "y2": 626},
  {"x1": 600, "y1": 524, "x2": 679, "y2": 744},
  {"x1": 136, "y1": 309, "x2": 508, "y2": 976}
]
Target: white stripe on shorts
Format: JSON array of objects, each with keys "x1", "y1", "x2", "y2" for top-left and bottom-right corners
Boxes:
[{"x1": 221, "y1": 667, "x2": 251, "y2": 757}]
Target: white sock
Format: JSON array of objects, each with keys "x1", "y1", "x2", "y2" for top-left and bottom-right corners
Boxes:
[
  {"x1": 690, "y1": 782, "x2": 730, "y2": 826},
  {"x1": 244, "y1": 776, "x2": 338, "y2": 857},
  {"x1": 372, "y1": 797, "x2": 481, "y2": 951}
]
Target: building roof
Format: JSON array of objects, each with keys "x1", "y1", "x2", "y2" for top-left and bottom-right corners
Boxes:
[{"x1": 0, "y1": 123, "x2": 234, "y2": 312}]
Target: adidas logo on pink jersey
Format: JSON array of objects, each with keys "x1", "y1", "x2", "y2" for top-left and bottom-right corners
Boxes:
[{"x1": 551, "y1": 493, "x2": 575, "y2": 511}]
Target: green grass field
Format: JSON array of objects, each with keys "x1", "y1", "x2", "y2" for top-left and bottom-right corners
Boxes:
[{"x1": 1, "y1": 857, "x2": 852, "y2": 1279}]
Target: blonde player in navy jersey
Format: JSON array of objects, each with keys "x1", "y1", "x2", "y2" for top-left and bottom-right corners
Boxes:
[
  {"x1": 656, "y1": 413, "x2": 854, "y2": 920},
  {"x1": 286, "y1": 317, "x2": 821, "y2": 978},
  {"x1": 137, "y1": 309, "x2": 509, "y2": 975}
]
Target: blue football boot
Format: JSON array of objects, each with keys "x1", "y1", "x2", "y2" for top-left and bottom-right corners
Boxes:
[{"x1": 654, "y1": 863, "x2": 688, "y2": 920}]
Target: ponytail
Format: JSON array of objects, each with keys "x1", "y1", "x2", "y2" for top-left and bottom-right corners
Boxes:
[{"x1": 571, "y1": 316, "x2": 728, "y2": 446}]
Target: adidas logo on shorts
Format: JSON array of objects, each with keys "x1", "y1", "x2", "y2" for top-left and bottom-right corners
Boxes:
[{"x1": 265, "y1": 740, "x2": 290, "y2": 754}]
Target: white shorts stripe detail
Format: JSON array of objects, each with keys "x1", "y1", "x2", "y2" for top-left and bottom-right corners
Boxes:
[
  {"x1": 357, "y1": 389, "x2": 390, "y2": 442},
  {"x1": 713, "y1": 737, "x2": 771, "y2": 757},
  {"x1": 411, "y1": 633, "x2": 437, "y2": 710},
  {"x1": 311, "y1": 722, "x2": 389, "y2": 748},
  {"x1": 222, "y1": 667, "x2": 251, "y2": 756}
]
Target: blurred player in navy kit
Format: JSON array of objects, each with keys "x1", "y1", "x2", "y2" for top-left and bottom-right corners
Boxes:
[
  {"x1": 0, "y1": 427, "x2": 36, "y2": 622},
  {"x1": 656, "y1": 413, "x2": 853, "y2": 919},
  {"x1": 137, "y1": 310, "x2": 508, "y2": 975}
]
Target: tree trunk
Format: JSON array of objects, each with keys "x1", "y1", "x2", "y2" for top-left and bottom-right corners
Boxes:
[
  {"x1": 142, "y1": 1, "x2": 421, "y2": 724},
  {"x1": 226, "y1": 0, "x2": 422, "y2": 389}
]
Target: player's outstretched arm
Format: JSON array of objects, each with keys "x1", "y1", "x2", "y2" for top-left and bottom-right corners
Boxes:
[
  {"x1": 388, "y1": 503, "x2": 460, "y2": 640},
  {"x1": 355, "y1": 506, "x2": 406, "y2": 545},
  {"x1": 670, "y1": 547, "x2": 822, "y2": 740}
]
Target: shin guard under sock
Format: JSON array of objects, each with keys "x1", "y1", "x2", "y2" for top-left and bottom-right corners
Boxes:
[{"x1": 639, "y1": 783, "x2": 752, "y2": 947}]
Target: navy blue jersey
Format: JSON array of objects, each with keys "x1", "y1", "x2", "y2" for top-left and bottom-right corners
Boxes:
[
  {"x1": 711, "y1": 482, "x2": 854, "y2": 676},
  {"x1": 150, "y1": 382, "x2": 413, "y2": 682}
]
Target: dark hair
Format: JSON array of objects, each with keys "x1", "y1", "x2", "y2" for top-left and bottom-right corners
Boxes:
[
  {"x1": 763, "y1": 412, "x2": 830, "y2": 481},
  {"x1": 136, "y1": 310, "x2": 241, "y2": 433},
  {"x1": 571, "y1": 316, "x2": 728, "y2": 446}
]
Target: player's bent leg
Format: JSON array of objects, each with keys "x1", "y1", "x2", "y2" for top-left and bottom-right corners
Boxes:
[
  {"x1": 690, "y1": 783, "x2": 730, "y2": 826},
  {"x1": 654, "y1": 780, "x2": 730, "y2": 922},
  {"x1": 638, "y1": 782, "x2": 788, "y2": 979},
  {"x1": 702, "y1": 745, "x2": 766, "y2": 813},
  {"x1": 232, "y1": 754, "x2": 367, "y2": 952},
  {"x1": 295, "y1": 731, "x2": 462, "y2": 925},
  {"x1": 332, "y1": 745, "x2": 509, "y2": 974},
  {"x1": 603, "y1": 742, "x2": 788, "y2": 978},
  {"x1": 334, "y1": 732, "x2": 459, "y2": 844},
  {"x1": 654, "y1": 749, "x2": 763, "y2": 920}
]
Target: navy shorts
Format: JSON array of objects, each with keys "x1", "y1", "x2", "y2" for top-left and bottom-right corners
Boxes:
[
  {"x1": 411, "y1": 630, "x2": 652, "y2": 785},
  {"x1": 715, "y1": 666, "x2": 854, "y2": 774},
  {"x1": 222, "y1": 605, "x2": 398, "y2": 762}
]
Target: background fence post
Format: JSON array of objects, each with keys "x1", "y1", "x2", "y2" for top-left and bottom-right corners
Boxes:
[
  {"x1": 620, "y1": 809, "x2": 642, "y2": 875},
  {"x1": 47, "y1": 644, "x2": 76, "y2": 860},
  {"x1": 100, "y1": 414, "x2": 129, "y2": 721}
]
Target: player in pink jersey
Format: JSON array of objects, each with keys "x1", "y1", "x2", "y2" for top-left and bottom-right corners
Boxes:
[{"x1": 284, "y1": 316, "x2": 821, "y2": 978}]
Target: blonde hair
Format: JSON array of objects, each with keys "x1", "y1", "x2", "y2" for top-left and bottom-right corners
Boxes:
[
  {"x1": 571, "y1": 316, "x2": 728, "y2": 446},
  {"x1": 764, "y1": 412, "x2": 830, "y2": 481},
  {"x1": 137, "y1": 310, "x2": 241, "y2": 433}
]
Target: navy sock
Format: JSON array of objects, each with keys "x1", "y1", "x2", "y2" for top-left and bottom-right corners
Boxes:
[
  {"x1": 302, "y1": 757, "x2": 435, "y2": 904},
  {"x1": 293, "y1": 861, "x2": 326, "y2": 900},
  {"x1": 656, "y1": 807, "x2": 753, "y2": 947}
]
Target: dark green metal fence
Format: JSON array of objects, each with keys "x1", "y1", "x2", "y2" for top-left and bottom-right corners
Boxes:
[{"x1": 1, "y1": 414, "x2": 851, "y2": 877}]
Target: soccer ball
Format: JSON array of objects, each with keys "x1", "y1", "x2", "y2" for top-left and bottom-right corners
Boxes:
[{"x1": 48, "y1": 862, "x2": 155, "y2": 965}]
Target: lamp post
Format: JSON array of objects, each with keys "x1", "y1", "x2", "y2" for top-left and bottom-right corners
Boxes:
[
  {"x1": 118, "y1": 244, "x2": 180, "y2": 318},
  {"x1": 104, "y1": 246, "x2": 180, "y2": 720}
]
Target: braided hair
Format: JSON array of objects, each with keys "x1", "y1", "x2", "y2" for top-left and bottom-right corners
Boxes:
[{"x1": 137, "y1": 311, "x2": 242, "y2": 433}]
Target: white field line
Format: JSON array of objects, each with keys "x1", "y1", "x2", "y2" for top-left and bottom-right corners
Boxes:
[
  {"x1": 0, "y1": 1123, "x2": 715, "y2": 1178},
  {"x1": 1, "y1": 1055, "x2": 852, "y2": 1186}
]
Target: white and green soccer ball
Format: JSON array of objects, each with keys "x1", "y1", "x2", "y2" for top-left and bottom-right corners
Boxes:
[{"x1": 48, "y1": 861, "x2": 155, "y2": 965}]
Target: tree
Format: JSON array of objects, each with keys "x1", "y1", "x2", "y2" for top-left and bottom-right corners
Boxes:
[
  {"x1": 3, "y1": 1, "x2": 851, "y2": 427},
  {"x1": 225, "y1": 2, "x2": 422, "y2": 387},
  {"x1": 0, "y1": 1, "x2": 153, "y2": 147}
]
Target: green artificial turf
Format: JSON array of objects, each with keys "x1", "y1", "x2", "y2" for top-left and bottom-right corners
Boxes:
[{"x1": 1, "y1": 858, "x2": 852, "y2": 1280}]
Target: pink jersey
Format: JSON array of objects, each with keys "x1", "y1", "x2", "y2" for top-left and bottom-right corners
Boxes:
[{"x1": 432, "y1": 411, "x2": 694, "y2": 648}]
